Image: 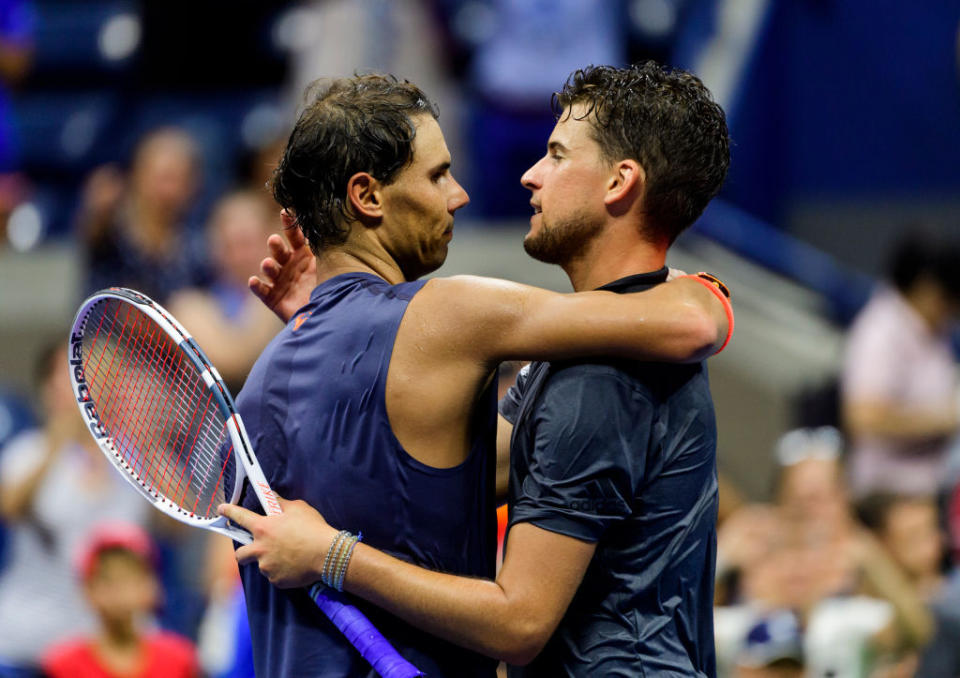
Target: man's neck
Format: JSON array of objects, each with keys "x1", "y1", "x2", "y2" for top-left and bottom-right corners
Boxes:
[
  {"x1": 315, "y1": 244, "x2": 407, "y2": 286},
  {"x1": 562, "y1": 233, "x2": 667, "y2": 292}
]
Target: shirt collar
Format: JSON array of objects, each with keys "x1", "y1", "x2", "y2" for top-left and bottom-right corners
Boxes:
[{"x1": 595, "y1": 267, "x2": 669, "y2": 293}]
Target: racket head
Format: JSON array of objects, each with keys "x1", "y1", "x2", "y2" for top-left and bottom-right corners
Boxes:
[
  {"x1": 70, "y1": 295, "x2": 423, "y2": 677},
  {"x1": 68, "y1": 287, "x2": 251, "y2": 531}
]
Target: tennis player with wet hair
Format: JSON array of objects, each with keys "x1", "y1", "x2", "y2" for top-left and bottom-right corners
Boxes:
[{"x1": 224, "y1": 62, "x2": 732, "y2": 676}]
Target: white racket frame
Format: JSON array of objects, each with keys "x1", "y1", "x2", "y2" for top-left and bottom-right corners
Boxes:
[{"x1": 69, "y1": 287, "x2": 279, "y2": 544}]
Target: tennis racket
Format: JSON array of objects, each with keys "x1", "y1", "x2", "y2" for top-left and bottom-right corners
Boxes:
[{"x1": 68, "y1": 287, "x2": 422, "y2": 678}]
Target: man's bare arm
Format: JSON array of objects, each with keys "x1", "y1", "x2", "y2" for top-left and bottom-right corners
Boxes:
[
  {"x1": 418, "y1": 274, "x2": 729, "y2": 366},
  {"x1": 844, "y1": 400, "x2": 959, "y2": 441},
  {"x1": 249, "y1": 227, "x2": 732, "y2": 363},
  {"x1": 221, "y1": 499, "x2": 594, "y2": 665}
]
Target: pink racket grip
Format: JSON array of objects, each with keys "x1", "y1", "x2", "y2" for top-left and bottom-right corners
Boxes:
[{"x1": 308, "y1": 583, "x2": 423, "y2": 677}]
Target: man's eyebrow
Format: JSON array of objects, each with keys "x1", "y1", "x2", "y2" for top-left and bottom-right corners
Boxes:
[
  {"x1": 548, "y1": 140, "x2": 569, "y2": 153},
  {"x1": 429, "y1": 160, "x2": 451, "y2": 174}
]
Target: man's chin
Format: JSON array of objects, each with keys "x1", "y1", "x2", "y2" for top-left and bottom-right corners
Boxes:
[
  {"x1": 401, "y1": 249, "x2": 447, "y2": 281},
  {"x1": 523, "y1": 233, "x2": 563, "y2": 265}
]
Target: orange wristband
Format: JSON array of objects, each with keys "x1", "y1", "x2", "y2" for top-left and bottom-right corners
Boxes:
[{"x1": 679, "y1": 272, "x2": 734, "y2": 354}]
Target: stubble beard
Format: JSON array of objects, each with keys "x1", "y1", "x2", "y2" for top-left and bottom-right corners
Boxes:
[{"x1": 523, "y1": 211, "x2": 603, "y2": 266}]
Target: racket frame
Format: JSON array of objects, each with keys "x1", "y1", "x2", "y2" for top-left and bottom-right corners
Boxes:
[{"x1": 68, "y1": 287, "x2": 275, "y2": 544}]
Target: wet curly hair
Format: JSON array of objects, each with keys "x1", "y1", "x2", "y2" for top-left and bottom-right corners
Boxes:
[
  {"x1": 554, "y1": 62, "x2": 730, "y2": 244},
  {"x1": 272, "y1": 74, "x2": 438, "y2": 253}
]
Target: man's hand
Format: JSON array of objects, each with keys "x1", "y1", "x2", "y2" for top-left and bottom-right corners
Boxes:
[
  {"x1": 218, "y1": 496, "x2": 337, "y2": 588},
  {"x1": 249, "y1": 212, "x2": 317, "y2": 323}
]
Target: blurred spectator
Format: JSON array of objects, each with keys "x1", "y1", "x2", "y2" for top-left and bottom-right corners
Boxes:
[
  {"x1": 841, "y1": 232, "x2": 960, "y2": 498},
  {"x1": 239, "y1": 133, "x2": 285, "y2": 213},
  {"x1": 0, "y1": 382, "x2": 32, "y2": 564},
  {"x1": 196, "y1": 536, "x2": 254, "y2": 678},
  {"x1": 735, "y1": 610, "x2": 804, "y2": 678},
  {"x1": 78, "y1": 127, "x2": 208, "y2": 303},
  {"x1": 859, "y1": 493, "x2": 960, "y2": 677},
  {"x1": 281, "y1": 0, "x2": 463, "y2": 186},
  {"x1": 859, "y1": 493, "x2": 945, "y2": 599},
  {"x1": 167, "y1": 191, "x2": 283, "y2": 393},
  {"x1": 0, "y1": 383, "x2": 31, "y2": 451},
  {"x1": 41, "y1": 522, "x2": 199, "y2": 678},
  {"x1": 284, "y1": 0, "x2": 452, "y2": 112},
  {"x1": 715, "y1": 428, "x2": 933, "y2": 678},
  {"x1": 0, "y1": 341, "x2": 148, "y2": 676},
  {"x1": 459, "y1": 0, "x2": 625, "y2": 217},
  {"x1": 0, "y1": 384, "x2": 33, "y2": 572},
  {"x1": 0, "y1": 0, "x2": 33, "y2": 246}
]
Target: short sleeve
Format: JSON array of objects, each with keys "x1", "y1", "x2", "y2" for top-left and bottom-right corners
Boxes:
[
  {"x1": 498, "y1": 362, "x2": 533, "y2": 425},
  {"x1": 510, "y1": 366, "x2": 651, "y2": 542},
  {"x1": 843, "y1": 321, "x2": 899, "y2": 403},
  {"x1": 841, "y1": 289, "x2": 911, "y2": 403}
]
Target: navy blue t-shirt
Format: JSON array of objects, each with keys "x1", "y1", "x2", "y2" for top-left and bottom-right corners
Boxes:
[
  {"x1": 500, "y1": 269, "x2": 718, "y2": 677},
  {"x1": 236, "y1": 272, "x2": 498, "y2": 678}
]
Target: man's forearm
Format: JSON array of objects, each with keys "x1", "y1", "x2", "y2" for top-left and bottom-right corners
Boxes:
[
  {"x1": 343, "y1": 544, "x2": 540, "y2": 665},
  {"x1": 224, "y1": 499, "x2": 590, "y2": 665},
  {"x1": 856, "y1": 534, "x2": 933, "y2": 648},
  {"x1": 844, "y1": 402, "x2": 958, "y2": 440}
]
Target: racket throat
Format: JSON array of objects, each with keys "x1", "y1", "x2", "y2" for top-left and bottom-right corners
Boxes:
[
  {"x1": 208, "y1": 515, "x2": 253, "y2": 545},
  {"x1": 226, "y1": 415, "x2": 283, "y2": 516}
]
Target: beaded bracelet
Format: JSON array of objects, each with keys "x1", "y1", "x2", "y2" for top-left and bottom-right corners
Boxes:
[
  {"x1": 321, "y1": 530, "x2": 350, "y2": 588},
  {"x1": 328, "y1": 532, "x2": 354, "y2": 587},
  {"x1": 334, "y1": 532, "x2": 363, "y2": 592},
  {"x1": 331, "y1": 534, "x2": 352, "y2": 590},
  {"x1": 321, "y1": 530, "x2": 348, "y2": 584}
]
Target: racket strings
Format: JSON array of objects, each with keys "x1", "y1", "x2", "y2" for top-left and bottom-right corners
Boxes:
[
  {"x1": 80, "y1": 299, "x2": 236, "y2": 519},
  {"x1": 94, "y1": 308, "x2": 230, "y2": 515}
]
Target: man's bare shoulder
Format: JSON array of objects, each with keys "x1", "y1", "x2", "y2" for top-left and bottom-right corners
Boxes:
[
  {"x1": 417, "y1": 275, "x2": 531, "y2": 316},
  {"x1": 397, "y1": 275, "x2": 530, "y2": 366},
  {"x1": 424, "y1": 274, "x2": 524, "y2": 293}
]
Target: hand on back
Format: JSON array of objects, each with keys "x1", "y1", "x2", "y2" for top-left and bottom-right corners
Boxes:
[{"x1": 248, "y1": 211, "x2": 316, "y2": 323}]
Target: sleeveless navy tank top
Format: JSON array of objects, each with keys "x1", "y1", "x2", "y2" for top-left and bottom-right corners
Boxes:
[{"x1": 235, "y1": 272, "x2": 498, "y2": 678}]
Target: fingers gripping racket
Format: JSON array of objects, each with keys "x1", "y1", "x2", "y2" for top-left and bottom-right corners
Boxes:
[{"x1": 69, "y1": 288, "x2": 422, "y2": 678}]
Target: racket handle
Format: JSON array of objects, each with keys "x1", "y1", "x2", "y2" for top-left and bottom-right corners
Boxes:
[{"x1": 308, "y1": 583, "x2": 423, "y2": 678}]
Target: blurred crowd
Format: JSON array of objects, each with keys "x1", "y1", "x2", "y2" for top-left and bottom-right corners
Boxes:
[
  {"x1": 0, "y1": 125, "x2": 279, "y2": 678},
  {"x1": 0, "y1": 1, "x2": 958, "y2": 678},
  {"x1": 714, "y1": 233, "x2": 960, "y2": 677}
]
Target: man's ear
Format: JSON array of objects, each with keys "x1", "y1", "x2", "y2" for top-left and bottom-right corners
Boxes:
[
  {"x1": 603, "y1": 159, "x2": 644, "y2": 211},
  {"x1": 346, "y1": 172, "x2": 382, "y2": 221}
]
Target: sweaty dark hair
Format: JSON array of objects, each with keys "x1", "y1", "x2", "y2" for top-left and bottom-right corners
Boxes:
[
  {"x1": 554, "y1": 62, "x2": 730, "y2": 244},
  {"x1": 272, "y1": 74, "x2": 439, "y2": 253}
]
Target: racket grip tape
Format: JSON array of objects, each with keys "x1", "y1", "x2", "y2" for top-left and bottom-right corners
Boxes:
[{"x1": 309, "y1": 583, "x2": 424, "y2": 677}]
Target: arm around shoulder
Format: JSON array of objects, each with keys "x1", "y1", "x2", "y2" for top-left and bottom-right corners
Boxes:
[
  {"x1": 343, "y1": 521, "x2": 596, "y2": 665},
  {"x1": 222, "y1": 496, "x2": 595, "y2": 665},
  {"x1": 422, "y1": 274, "x2": 730, "y2": 367}
]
